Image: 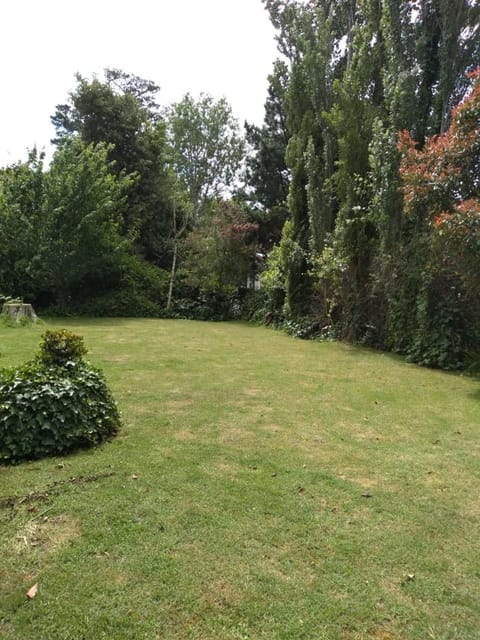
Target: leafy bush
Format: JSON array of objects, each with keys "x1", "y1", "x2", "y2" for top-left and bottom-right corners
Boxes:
[
  {"x1": 169, "y1": 288, "x2": 241, "y2": 321},
  {"x1": 283, "y1": 316, "x2": 321, "y2": 340},
  {"x1": 38, "y1": 329, "x2": 88, "y2": 366},
  {"x1": 42, "y1": 259, "x2": 169, "y2": 318},
  {"x1": 405, "y1": 272, "x2": 473, "y2": 370},
  {"x1": 47, "y1": 291, "x2": 163, "y2": 318},
  {"x1": 0, "y1": 332, "x2": 120, "y2": 464},
  {"x1": 237, "y1": 289, "x2": 268, "y2": 322}
]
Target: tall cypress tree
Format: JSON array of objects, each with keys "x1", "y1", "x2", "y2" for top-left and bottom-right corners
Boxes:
[{"x1": 260, "y1": 0, "x2": 480, "y2": 359}]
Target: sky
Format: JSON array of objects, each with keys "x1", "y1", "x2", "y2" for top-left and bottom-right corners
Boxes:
[{"x1": 0, "y1": 0, "x2": 279, "y2": 166}]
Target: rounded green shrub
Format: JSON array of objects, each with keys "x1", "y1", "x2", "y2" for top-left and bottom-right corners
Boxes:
[
  {"x1": 38, "y1": 329, "x2": 88, "y2": 366},
  {"x1": 0, "y1": 332, "x2": 120, "y2": 464}
]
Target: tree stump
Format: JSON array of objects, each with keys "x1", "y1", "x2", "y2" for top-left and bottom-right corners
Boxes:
[{"x1": 2, "y1": 303, "x2": 38, "y2": 323}]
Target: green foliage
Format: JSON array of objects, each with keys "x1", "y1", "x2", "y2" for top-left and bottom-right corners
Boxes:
[
  {"x1": 393, "y1": 69, "x2": 480, "y2": 368},
  {"x1": 237, "y1": 289, "x2": 268, "y2": 323},
  {"x1": 180, "y1": 200, "x2": 258, "y2": 294},
  {"x1": 260, "y1": 219, "x2": 292, "y2": 317},
  {"x1": 406, "y1": 271, "x2": 471, "y2": 371},
  {"x1": 283, "y1": 316, "x2": 321, "y2": 340},
  {"x1": 38, "y1": 329, "x2": 87, "y2": 367},
  {"x1": 0, "y1": 358, "x2": 120, "y2": 464},
  {"x1": 0, "y1": 149, "x2": 46, "y2": 300},
  {"x1": 51, "y1": 69, "x2": 162, "y2": 153},
  {"x1": 244, "y1": 59, "x2": 290, "y2": 218},
  {"x1": 167, "y1": 93, "x2": 245, "y2": 218},
  {"x1": 259, "y1": 1, "x2": 480, "y2": 369},
  {"x1": 41, "y1": 137, "x2": 133, "y2": 306},
  {"x1": 46, "y1": 258, "x2": 169, "y2": 318},
  {"x1": 51, "y1": 69, "x2": 179, "y2": 267},
  {"x1": 170, "y1": 289, "x2": 241, "y2": 322}
]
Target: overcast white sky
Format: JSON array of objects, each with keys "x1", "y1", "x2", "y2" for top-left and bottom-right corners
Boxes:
[{"x1": 0, "y1": 0, "x2": 279, "y2": 166}]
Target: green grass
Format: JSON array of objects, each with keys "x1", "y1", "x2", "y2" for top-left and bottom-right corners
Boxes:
[{"x1": 1, "y1": 318, "x2": 479, "y2": 640}]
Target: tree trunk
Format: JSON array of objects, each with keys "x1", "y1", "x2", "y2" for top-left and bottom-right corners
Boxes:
[
  {"x1": 167, "y1": 241, "x2": 178, "y2": 311},
  {"x1": 2, "y1": 303, "x2": 38, "y2": 322}
]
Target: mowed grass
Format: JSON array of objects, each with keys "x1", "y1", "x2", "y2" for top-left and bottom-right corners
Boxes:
[{"x1": 1, "y1": 318, "x2": 479, "y2": 640}]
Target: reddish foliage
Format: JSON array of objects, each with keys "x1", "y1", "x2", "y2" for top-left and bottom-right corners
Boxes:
[{"x1": 398, "y1": 68, "x2": 480, "y2": 220}]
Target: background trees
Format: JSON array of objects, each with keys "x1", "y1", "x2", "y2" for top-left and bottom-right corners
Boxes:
[
  {"x1": 166, "y1": 93, "x2": 245, "y2": 219},
  {"x1": 255, "y1": 0, "x2": 480, "y2": 368},
  {"x1": 0, "y1": 150, "x2": 46, "y2": 301},
  {"x1": 1, "y1": 10, "x2": 478, "y2": 370},
  {"x1": 51, "y1": 69, "x2": 179, "y2": 267},
  {"x1": 395, "y1": 68, "x2": 480, "y2": 366},
  {"x1": 40, "y1": 138, "x2": 133, "y2": 307},
  {"x1": 0, "y1": 73, "x2": 252, "y2": 317},
  {"x1": 181, "y1": 200, "x2": 258, "y2": 292}
]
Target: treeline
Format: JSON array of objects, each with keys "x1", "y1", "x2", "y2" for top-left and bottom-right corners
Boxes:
[
  {"x1": 255, "y1": 0, "x2": 480, "y2": 370},
  {"x1": 0, "y1": 70, "x2": 256, "y2": 320},
  {"x1": 1, "y1": 1, "x2": 480, "y2": 371}
]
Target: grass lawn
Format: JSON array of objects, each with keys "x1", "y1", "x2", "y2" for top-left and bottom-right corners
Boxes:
[{"x1": 1, "y1": 318, "x2": 479, "y2": 640}]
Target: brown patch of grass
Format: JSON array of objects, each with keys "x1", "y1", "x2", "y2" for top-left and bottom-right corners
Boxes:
[
  {"x1": 165, "y1": 398, "x2": 195, "y2": 411},
  {"x1": 350, "y1": 476, "x2": 378, "y2": 491},
  {"x1": 13, "y1": 513, "x2": 81, "y2": 555},
  {"x1": 365, "y1": 625, "x2": 397, "y2": 640},
  {"x1": 174, "y1": 429, "x2": 196, "y2": 441},
  {"x1": 208, "y1": 460, "x2": 241, "y2": 480},
  {"x1": 219, "y1": 426, "x2": 251, "y2": 447},
  {"x1": 378, "y1": 574, "x2": 417, "y2": 609},
  {"x1": 242, "y1": 387, "x2": 263, "y2": 397},
  {"x1": 350, "y1": 426, "x2": 381, "y2": 441},
  {"x1": 104, "y1": 354, "x2": 131, "y2": 363},
  {"x1": 202, "y1": 578, "x2": 244, "y2": 609},
  {"x1": 261, "y1": 423, "x2": 284, "y2": 433}
]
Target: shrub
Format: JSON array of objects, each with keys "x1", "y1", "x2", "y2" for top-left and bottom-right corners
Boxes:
[
  {"x1": 41, "y1": 258, "x2": 169, "y2": 318},
  {"x1": 38, "y1": 329, "x2": 88, "y2": 366},
  {"x1": 46, "y1": 291, "x2": 163, "y2": 318},
  {"x1": 169, "y1": 288, "x2": 241, "y2": 321},
  {"x1": 0, "y1": 332, "x2": 120, "y2": 464},
  {"x1": 283, "y1": 316, "x2": 321, "y2": 340},
  {"x1": 237, "y1": 289, "x2": 268, "y2": 322}
]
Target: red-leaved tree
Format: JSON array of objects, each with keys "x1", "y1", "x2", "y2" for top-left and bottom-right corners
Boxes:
[{"x1": 399, "y1": 68, "x2": 480, "y2": 293}]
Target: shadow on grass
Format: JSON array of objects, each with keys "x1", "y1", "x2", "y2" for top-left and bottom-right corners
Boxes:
[
  {"x1": 339, "y1": 340, "x2": 478, "y2": 379},
  {"x1": 468, "y1": 387, "x2": 480, "y2": 401}
]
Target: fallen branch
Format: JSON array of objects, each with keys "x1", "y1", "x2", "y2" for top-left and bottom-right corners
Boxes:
[{"x1": 0, "y1": 471, "x2": 116, "y2": 511}]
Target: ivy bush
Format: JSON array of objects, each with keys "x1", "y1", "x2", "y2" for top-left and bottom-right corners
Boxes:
[{"x1": 0, "y1": 331, "x2": 120, "y2": 464}]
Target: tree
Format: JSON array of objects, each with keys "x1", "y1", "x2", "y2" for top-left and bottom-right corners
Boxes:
[
  {"x1": 51, "y1": 69, "x2": 178, "y2": 267},
  {"x1": 244, "y1": 59, "x2": 291, "y2": 251},
  {"x1": 399, "y1": 67, "x2": 480, "y2": 296},
  {"x1": 367, "y1": 66, "x2": 480, "y2": 368},
  {"x1": 167, "y1": 93, "x2": 245, "y2": 219},
  {"x1": 245, "y1": 59, "x2": 290, "y2": 212},
  {"x1": 262, "y1": 0, "x2": 340, "y2": 317},
  {"x1": 181, "y1": 200, "x2": 258, "y2": 292},
  {"x1": 0, "y1": 149, "x2": 46, "y2": 300},
  {"x1": 258, "y1": 0, "x2": 480, "y2": 366},
  {"x1": 413, "y1": 0, "x2": 480, "y2": 142},
  {"x1": 51, "y1": 69, "x2": 161, "y2": 172},
  {"x1": 40, "y1": 138, "x2": 133, "y2": 306}
]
